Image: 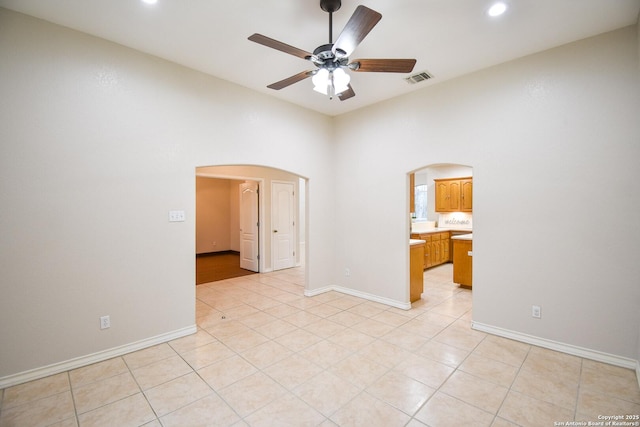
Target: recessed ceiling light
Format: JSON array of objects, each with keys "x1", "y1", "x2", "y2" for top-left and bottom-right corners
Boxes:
[
  {"x1": 141, "y1": 0, "x2": 158, "y2": 5},
  {"x1": 487, "y1": 2, "x2": 508, "y2": 17}
]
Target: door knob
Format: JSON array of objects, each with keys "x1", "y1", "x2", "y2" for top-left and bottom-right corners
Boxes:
[{"x1": 273, "y1": 230, "x2": 278, "y2": 233}]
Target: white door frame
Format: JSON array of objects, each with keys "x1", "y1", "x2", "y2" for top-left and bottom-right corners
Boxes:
[{"x1": 195, "y1": 173, "x2": 265, "y2": 273}]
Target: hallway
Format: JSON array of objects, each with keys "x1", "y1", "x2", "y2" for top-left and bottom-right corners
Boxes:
[{"x1": 196, "y1": 252, "x2": 257, "y2": 284}]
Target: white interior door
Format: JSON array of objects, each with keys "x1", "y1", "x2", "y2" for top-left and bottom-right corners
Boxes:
[
  {"x1": 239, "y1": 181, "x2": 259, "y2": 272},
  {"x1": 272, "y1": 181, "x2": 295, "y2": 271}
]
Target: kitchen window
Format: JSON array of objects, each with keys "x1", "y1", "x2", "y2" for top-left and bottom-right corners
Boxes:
[{"x1": 414, "y1": 184, "x2": 428, "y2": 221}]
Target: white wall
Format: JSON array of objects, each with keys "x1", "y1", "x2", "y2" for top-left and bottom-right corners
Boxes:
[
  {"x1": 0, "y1": 9, "x2": 334, "y2": 383},
  {"x1": 333, "y1": 26, "x2": 640, "y2": 362},
  {"x1": 636, "y1": 17, "x2": 640, "y2": 378},
  {"x1": 195, "y1": 177, "x2": 234, "y2": 254}
]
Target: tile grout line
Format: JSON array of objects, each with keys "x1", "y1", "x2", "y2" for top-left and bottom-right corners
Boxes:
[
  {"x1": 0, "y1": 266, "x2": 464, "y2": 426},
  {"x1": 193, "y1": 281, "x2": 321, "y2": 422},
  {"x1": 405, "y1": 308, "x2": 488, "y2": 426},
  {"x1": 492, "y1": 343, "x2": 533, "y2": 427},
  {"x1": 66, "y1": 371, "x2": 81, "y2": 426},
  {"x1": 196, "y1": 276, "x2": 423, "y2": 424},
  {"x1": 574, "y1": 358, "x2": 584, "y2": 422},
  {"x1": 10, "y1": 264, "x2": 636, "y2": 425},
  {"x1": 121, "y1": 354, "x2": 163, "y2": 425}
]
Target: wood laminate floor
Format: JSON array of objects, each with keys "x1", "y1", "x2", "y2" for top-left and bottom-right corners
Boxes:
[{"x1": 196, "y1": 252, "x2": 257, "y2": 284}]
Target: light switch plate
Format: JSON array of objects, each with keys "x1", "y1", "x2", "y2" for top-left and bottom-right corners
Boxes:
[{"x1": 169, "y1": 210, "x2": 185, "y2": 222}]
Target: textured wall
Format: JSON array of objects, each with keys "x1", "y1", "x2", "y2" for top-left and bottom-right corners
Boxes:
[
  {"x1": 0, "y1": 9, "x2": 333, "y2": 380},
  {"x1": 334, "y1": 26, "x2": 640, "y2": 360}
]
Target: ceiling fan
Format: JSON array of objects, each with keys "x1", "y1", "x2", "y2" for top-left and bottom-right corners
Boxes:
[{"x1": 248, "y1": 0, "x2": 417, "y2": 101}]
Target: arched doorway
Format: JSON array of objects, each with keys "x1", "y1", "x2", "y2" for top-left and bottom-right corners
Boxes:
[
  {"x1": 409, "y1": 163, "x2": 473, "y2": 310},
  {"x1": 195, "y1": 165, "x2": 307, "y2": 284}
]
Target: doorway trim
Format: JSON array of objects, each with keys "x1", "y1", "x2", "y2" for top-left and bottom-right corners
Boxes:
[{"x1": 408, "y1": 163, "x2": 474, "y2": 304}]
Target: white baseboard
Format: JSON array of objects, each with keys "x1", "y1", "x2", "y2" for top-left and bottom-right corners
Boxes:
[
  {"x1": 304, "y1": 285, "x2": 410, "y2": 310},
  {"x1": 472, "y1": 322, "x2": 637, "y2": 370},
  {"x1": 304, "y1": 285, "x2": 333, "y2": 297},
  {"x1": 0, "y1": 325, "x2": 197, "y2": 389}
]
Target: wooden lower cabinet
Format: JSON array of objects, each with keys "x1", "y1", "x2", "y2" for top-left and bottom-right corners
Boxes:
[
  {"x1": 453, "y1": 239, "x2": 472, "y2": 288},
  {"x1": 430, "y1": 233, "x2": 440, "y2": 267},
  {"x1": 442, "y1": 236, "x2": 450, "y2": 263},
  {"x1": 410, "y1": 241, "x2": 425, "y2": 302},
  {"x1": 423, "y1": 235, "x2": 431, "y2": 268},
  {"x1": 411, "y1": 231, "x2": 451, "y2": 269}
]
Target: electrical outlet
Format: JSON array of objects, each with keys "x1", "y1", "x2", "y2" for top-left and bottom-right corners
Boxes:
[
  {"x1": 100, "y1": 315, "x2": 111, "y2": 329},
  {"x1": 532, "y1": 305, "x2": 541, "y2": 319},
  {"x1": 344, "y1": 268, "x2": 350, "y2": 277}
]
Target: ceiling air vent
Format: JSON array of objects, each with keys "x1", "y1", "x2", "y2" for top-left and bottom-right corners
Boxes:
[{"x1": 405, "y1": 71, "x2": 433, "y2": 84}]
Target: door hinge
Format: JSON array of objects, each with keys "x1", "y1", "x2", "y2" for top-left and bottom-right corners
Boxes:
[
  {"x1": 257, "y1": 254, "x2": 260, "y2": 260},
  {"x1": 293, "y1": 251, "x2": 295, "y2": 256}
]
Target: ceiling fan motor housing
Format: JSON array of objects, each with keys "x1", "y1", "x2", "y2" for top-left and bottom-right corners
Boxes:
[
  {"x1": 320, "y1": 0, "x2": 341, "y2": 13},
  {"x1": 311, "y1": 44, "x2": 349, "y2": 70}
]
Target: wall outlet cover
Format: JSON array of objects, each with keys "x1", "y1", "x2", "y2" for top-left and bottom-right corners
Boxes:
[
  {"x1": 532, "y1": 305, "x2": 541, "y2": 319},
  {"x1": 100, "y1": 315, "x2": 111, "y2": 329}
]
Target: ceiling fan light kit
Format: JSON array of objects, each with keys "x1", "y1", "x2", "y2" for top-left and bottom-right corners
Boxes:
[
  {"x1": 248, "y1": 0, "x2": 417, "y2": 101},
  {"x1": 312, "y1": 68, "x2": 350, "y2": 97}
]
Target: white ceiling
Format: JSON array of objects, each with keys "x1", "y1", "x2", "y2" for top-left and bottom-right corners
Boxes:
[{"x1": 1, "y1": 0, "x2": 639, "y2": 116}]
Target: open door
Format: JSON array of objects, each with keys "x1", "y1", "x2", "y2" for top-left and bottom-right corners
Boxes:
[{"x1": 239, "y1": 181, "x2": 259, "y2": 272}]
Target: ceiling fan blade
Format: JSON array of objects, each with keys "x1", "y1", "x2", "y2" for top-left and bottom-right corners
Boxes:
[
  {"x1": 248, "y1": 33, "x2": 313, "y2": 60},
  {"x1": 350, "y1": 58, "x2": 417, "y2": 73},
  {"x1": 267, "y1": 70, "x2": 315, "y2": 90},
  {"x1": 332, "y1": 6, "x2": 382, "y2": 57},
  {"x1": 338, "y1": 84, "x2": 356, "y2": 101}
]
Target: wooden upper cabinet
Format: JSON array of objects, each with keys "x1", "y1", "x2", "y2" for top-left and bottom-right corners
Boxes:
[
  {"x1": 448, "y1": 180, "x2": 461, "y2": 211},
  {"x1": 434, "y1": 177, "x2": 473, "y2": 212},
  {"x1": 461, "y1": 178, "x2": 473, "y2": 212},
  {"x1": 435, "y1": 181, "x2": 450, "y2": 212}
]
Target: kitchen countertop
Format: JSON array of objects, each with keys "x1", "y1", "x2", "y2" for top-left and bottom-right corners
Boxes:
[
  {"x1": 451, "y1": 233, "x2": 473, "y2": 241},
  {"x1": 411, "y1": 227, "x2": 473, "y2": 234},
  {"x1": 410, "y1": 239, "x2": 426, "y2": 246}
]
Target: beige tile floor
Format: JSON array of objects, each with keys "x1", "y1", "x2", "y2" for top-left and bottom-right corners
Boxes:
[{"x1": 2, "y1": 263, "x2": 639, "y2": 426}]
